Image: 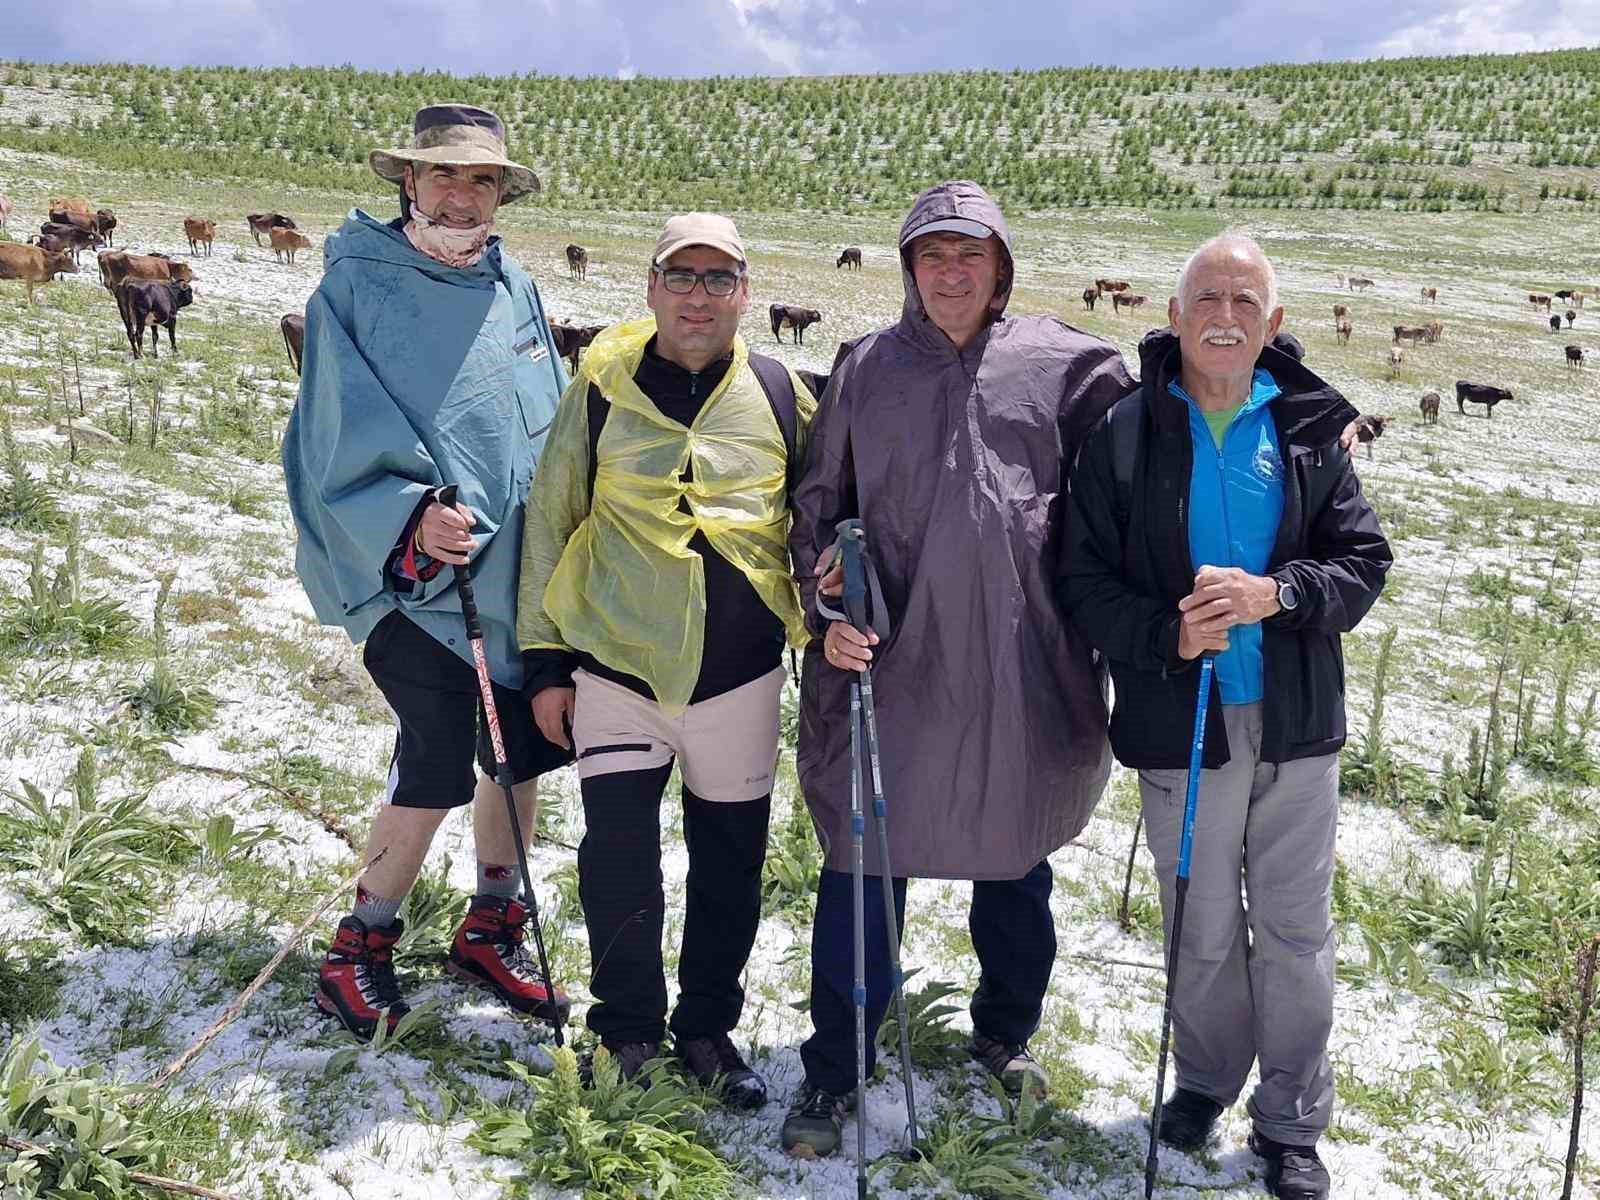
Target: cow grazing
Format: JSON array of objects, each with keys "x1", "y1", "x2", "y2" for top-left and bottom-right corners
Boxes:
[
  {"x1": 97, "y1": 250, "x2": 194, "y2": 292},
  {"x1": 0, "y1": 193, "x2": 11, "y2": 234},
  {"x1": 0, "y1": 243, "x2": 78, "y2": 304},
  {"x1": 1387, "y1": 347, "x2": 1404, "y2": 377},
  {"x1": 1419, "y1": 391, "x2": 1440, "y2": 423},
  {"x1": 1393, "y1": 325, "x2": 1429, "y2": 345},
  {"x1": 770, "y1": 303, "x2": 821, "y2": 345},
  {"x1": 114, "y1": 279, "x2": 194, "y2": 359},
  {"x1": 796, "y1": 369, "x2": 829, "y2": 401},
  {"x1": 1112, "y1": 292, "x2": 1148, "y2": 315},
  {"x1": 1353, "y1": 414, "x2": 1389, "y2": 459},
  {"x1": 35, "y1": 222, "x2": 99, "y2": 262},
  {"x1": 93, "y1": 209, "x2": 115, "y2": 246},
  {"x1": 1456, "y1": 381, "x2": 1513, "y2": 417},
  {"x1": 1556, "y1": 290, "x2": 1573, "y2": 300},
  {"x1": 836, "y1": 247, "x2": 862, "y2": 270},
  {"x1": 1094, "y1": 278, "x2": 1130, "y2": 297},
  {"x1": 1332, "y1": 303, "x2": 1349, "y2": 323},
  {"x1": 1424, "y1": 321, "x2": 1444, "y2": 344},
  {"x1": 1530, "y1": 293, "x2": 1553, "y2": 311},
  {"x1": 1566, "y1": 345, "x2": 1584, "y2": 370},
  {"x1": 1081, "y1": 287, "x2": 1098, "y2": 311},
  {"x1": 548, "y1": 321, "x2": 605, "y2": 371},
  {"x1": 281, "y1": 313, "x2": 306, "y2": 377},
  {"x1": 1347, "y1": 277, "x2": 1375, "y2": 291},
  {"x1": 183, "y1": 217, "x2": 217, "y2": 257},
  {"x1": 269, "y1": 226, "x2": 312, "y2": 264},
  {"x1": 1551, "y1": 315, "x2": 1563, "y2": 333},
  {"x1": 1566, "y1": 310, "x2": 1578, "y2": 328},
  {"x1": 246, "y1": 212, "x2": 296, "y2": 246},
  {"x1": 47, "y1": 209, "x2": 102, "y2": 243},
  {"x1": 1420, "y1": 286, "x2": 1439, "y2": 303},
  {"x1": 565, "y1": 244, "x2": 588, "y2": 281},
  {"x1": 1336, "y1": 319, "x2": 1353, "y2": 345}
]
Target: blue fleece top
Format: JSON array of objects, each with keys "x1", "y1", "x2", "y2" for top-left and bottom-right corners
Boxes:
[
  {"x1": 1171, "y1": 368, "x2": 1285, "y2": 704},
  {"x1": 282, "y1": 210, "x2": 567, "y2": 688}
]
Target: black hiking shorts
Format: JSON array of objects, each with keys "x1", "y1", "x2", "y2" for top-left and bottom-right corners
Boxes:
[{"x1": 362, "y1": 611, "x2": 572, "y2": 809}]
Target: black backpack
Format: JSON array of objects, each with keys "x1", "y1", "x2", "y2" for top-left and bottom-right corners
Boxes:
[{"x1": 585, "y1": 351, "x2": 799, "y2": 499}]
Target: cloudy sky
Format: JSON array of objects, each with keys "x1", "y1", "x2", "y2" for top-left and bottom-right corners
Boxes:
[{"x1": 10, "y1": 0, "x2": 1600, "y2": 77}]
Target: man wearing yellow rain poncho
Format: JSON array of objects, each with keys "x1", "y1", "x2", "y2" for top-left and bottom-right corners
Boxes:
[{"x1": 518, "y1": 213, "x2": 812, "y2": 1109}]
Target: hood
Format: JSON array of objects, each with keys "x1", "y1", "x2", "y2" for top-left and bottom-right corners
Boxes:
[
  {"x1": 1136, "y1": 326, "x2": 1355, "y2": 450},
  {"x1": 322, "y1": 207, "x2": 506, "y2": 285},
  {"x1": 896, "y1": 180, "x2": 1016, "y2": 332}
]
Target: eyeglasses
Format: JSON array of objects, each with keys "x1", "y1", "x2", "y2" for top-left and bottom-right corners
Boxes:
[{"x1": 652, "y1": 265, "x2": 744, "y2": 297}]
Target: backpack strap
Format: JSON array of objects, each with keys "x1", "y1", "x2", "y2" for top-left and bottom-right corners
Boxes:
[
  {"x1": 1107, "y1": 390, "x2": 1145, "y2": 541},
  {"x1": 746, "y1": 351, "x2": 799, "y2": 490},
  {"x1": 585, "y1": 383, "x2": 608, "y2": 501}
]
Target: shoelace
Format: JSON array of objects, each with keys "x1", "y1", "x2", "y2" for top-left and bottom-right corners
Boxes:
[
  {"x1": 1278, "y1": 1147, "x2": 1324, "y2": 1173},
  {"x1": 364, "y1": 948, "x2": 404, "y2": 1006},
  {"x1": 798, "y1": 1088, "x2": 842, "y2": 1118}
]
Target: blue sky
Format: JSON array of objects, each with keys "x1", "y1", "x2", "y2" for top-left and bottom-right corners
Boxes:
[{"x1": 10, "y1": 0, "x2": 1600, "y2": 77}]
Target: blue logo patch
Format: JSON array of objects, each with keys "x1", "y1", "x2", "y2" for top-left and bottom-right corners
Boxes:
[{"x1": 1253, "y1": 430, "x2": 1284, "y2": 482}]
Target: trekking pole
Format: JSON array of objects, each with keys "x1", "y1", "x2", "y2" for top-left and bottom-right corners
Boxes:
[
  {"x1": 836, "y1": 518, "x2": 921, "y2": 1156},
  {"x1": 438, "y1": 484, "x2": 564, "y2": 1047},
  {"x1": 1144, "y1": 654, "x2": 1216, "y2": 1199},
  {"x1": 849, "y1": 675, "x2": 870, "y2": 1200}
]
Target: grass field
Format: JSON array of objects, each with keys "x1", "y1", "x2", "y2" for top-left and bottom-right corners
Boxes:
[{"x1": 1, "y1": 55, "x2": 1600, "y2": 1200}]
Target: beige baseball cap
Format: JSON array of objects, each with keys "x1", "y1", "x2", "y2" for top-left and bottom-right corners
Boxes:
[{"x1": 653, "y1": 212, "x2": 746, "y2": 267}]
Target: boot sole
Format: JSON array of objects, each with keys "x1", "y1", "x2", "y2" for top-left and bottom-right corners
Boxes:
[
  {"x1": 312, "y1": 987, "x2": 402, "y2": 1041},
  {"x1": 444, "y1": 958, "x2": 572, "y2": 1025}
]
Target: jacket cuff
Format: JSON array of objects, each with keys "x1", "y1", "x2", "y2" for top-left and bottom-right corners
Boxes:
[
  {"x1": 387, "y1": 489, "x2": 442, "y2": 586},
  {"x1": 1158, "y1": 612, "x2": 1197, "y2": 675},
  {"x1": 1263, "y1": 567, "x2": 1308, "y2": 630},
  {"x1": 522, "y1": 647, "x2": 578, "y2": 703}
]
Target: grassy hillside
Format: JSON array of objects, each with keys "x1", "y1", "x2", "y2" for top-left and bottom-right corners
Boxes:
[{"x1": 3, "y1": 49, "x2": 1600, "y2": 214}]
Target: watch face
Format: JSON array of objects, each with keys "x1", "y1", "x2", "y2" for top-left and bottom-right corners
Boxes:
[{"x1": 1280, "y1": 583, "x2": 1300, "y2": 610}]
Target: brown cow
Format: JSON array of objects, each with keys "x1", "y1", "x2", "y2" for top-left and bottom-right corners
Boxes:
[
  {"x1": 1332, "y1": 303, "x2": 1348, "y2": 324},
  {"x1": 1347, "y1": 277, "x2": 1375, "y2": 291},
  {"x1": 1112, "y1": 292, "x2": 1147, "y2": 314},
  {"x1": 549, "y1": 321, "x2": 605, "y2": 371},
  {"x1": 1387, "y1": 347, "x2": 1404, "y2": 377},
  {"x1": 1566, "y1": 344, "x2": 1584, "y2": 370},
  {"x1": 270, "y1": 226, "x2": 312, "y2": 264},
  {"x1": 1336, "y1": 319, "x2": 1353, "y2": 345},
  {"x1": 93, "y1": 209, "x2": 116, "y2": 247},
  {"x1": 1081, "y1": 287, "x2": 1097, "y2": 312},
  {"x1": 565, "y1": 244, "x2": 588, "y2": 281},
  {"x1": 1529, "y1": 293, "x2": 1553, "y2": 311},
  {"x1": 1420, "y1": 286, "x2": 1438, "y2": 303},
  {"x1": 1566, "y1": 310, "x2": 1578, "y2": 328},
  {"x1": 0, "y1": 193, "x2": 11, "y2": 234},
  {"x1": 770, "y1": 303, "x2": 821, "y2": 345},
  {"x1": 114, "y1": 279, "x2": 194, "y2": 359},
  {"x1": 1393, "y1": 325, "x2": 1429, "y2": 345},
  {"x1": 1573, "y1": 291, "x2": 1586, "y2": 309},
  {"x1": 47, "y1": 196, "x2": 93, "y2": 220},
  {"x1": 1419, "y1": 391, "x2": 1440, "y2": 423},
  {"x1": 0, "y1": 243, "x2": 78, "y2": 303},
  {"x1": 183, "y1": 217, "x2": 217, "y2": 257},
  {"x1": 97, "y1": 250, "x2": 194, "y2": 293},
  {"x1": 836, "y1": 247, "x2": 862, "y2": 270},
  {"x1": 247, "y1": 212, "x2": 296, "y2": 246},
  {"x1": 1095, "y1": 278, "x2": 1130, "y2": 297},
  {"x1": 1424, "y1": 321, "x2": 1444, "y2": 344},
  {"x1": 281, "y1": 313, "x2": 306, "y2": 377}
]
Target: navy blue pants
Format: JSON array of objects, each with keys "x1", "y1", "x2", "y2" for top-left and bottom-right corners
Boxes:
[{"x1": 799, "y1": 860, "x2": 1056, "y2": 1094}]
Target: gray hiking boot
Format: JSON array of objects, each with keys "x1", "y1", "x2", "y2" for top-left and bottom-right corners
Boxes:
[
  {"x1": 780, "y1": 1083, "x2": 857, "y2": 1158},
  {"x1": 970, "y1": 1033, "x2": 1048, "y2": 1097}
]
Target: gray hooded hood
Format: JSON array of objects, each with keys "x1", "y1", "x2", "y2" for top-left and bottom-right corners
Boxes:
[{"x1": 789, "y1": 180, "x2": 1135, "y2": 881}]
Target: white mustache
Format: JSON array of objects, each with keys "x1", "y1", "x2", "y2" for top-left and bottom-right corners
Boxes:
[{"x1": 1200, "y1": 325, "x2": 1247, "y2": 343}]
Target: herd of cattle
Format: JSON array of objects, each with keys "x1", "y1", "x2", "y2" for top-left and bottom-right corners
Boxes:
[{"x1": 0, "y1": 199, "x2": 1585, "y2": 437}]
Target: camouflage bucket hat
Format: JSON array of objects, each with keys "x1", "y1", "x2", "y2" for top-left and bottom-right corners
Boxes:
[{"x1": 369, "y1": 103, "x2": 539, "y2": 204}]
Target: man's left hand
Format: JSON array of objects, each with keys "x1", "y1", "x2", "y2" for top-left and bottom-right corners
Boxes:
[
  {"x1": 1178, "y1": 565, "x2": 1280, "y2": 632},
  {"x1": 1339, "y1": 419, "x2": 1359, "y2": 452}
]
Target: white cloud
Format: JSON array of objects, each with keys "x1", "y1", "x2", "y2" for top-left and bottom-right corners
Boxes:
[{"x1": 1374, "y1": 0, "x2": 1600, "y2": 57}]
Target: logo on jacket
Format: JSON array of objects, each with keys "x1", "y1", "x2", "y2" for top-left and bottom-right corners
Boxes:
[{"x1": 1252, "y1": 430, "x2": 1284, "y2": 483}]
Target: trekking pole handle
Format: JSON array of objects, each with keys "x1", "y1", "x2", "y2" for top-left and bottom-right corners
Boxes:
[
  {"x1": 836, "y1": 519, "x2": 869, "y2": 634},
  {"x1": 435, "y1": 485, "x2": 482, "y2": 641}
]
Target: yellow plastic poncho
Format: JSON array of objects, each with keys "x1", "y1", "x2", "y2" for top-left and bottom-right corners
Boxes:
[{"x1": 518, "y1": 317, "x2": 812, "y2": 711}]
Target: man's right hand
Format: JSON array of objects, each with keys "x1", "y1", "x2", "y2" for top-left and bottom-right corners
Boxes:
[
  {"x1": 417, "y1": 497, "x2": 476, "y2": 565},
  {"x1": 533, "y1": 686, "x2": 575, "y2": 749}
]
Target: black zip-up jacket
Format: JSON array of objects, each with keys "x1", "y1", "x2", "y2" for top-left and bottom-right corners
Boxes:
[
  {"x1": 522, "y1": 340, "x2": 785, "y2": 705},
  {"x1": 1056, "y1": 329, "x2": 1392, "y2": 770}
]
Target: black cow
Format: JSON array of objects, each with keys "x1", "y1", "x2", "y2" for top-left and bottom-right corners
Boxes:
[
  {"x1": 36, "y1": 222, "x2": 99, "y2": 262},
  {"x1": 836, "y1": 247, "x2": 862, "y2": 270},
  {"x1": 93, "y1": 209, "x2": 116, "y2": 246},
  {"x1": 770, "y1": 303, "x2": 822, "y2": 345},
  {"x1": 246, "y1": 212, "x2": 296, "y2": 247},
  {"x1": 281, "y1": 313, "x2": 305, "y2": 377},
  {"x1": 1081, "y1": 287, "x2": 1098, "y2": 311},
  {"x1": 115, "y1": 280, "x2": 194, "y2": 359},
  {"x1": 565, "y1": 244, "x2": 589, "y2": 281},
  {"x1": 549, "y1": 321, "x2": 605, "y2": 371},
  {"x1": 1455, "y1": 381, "x2": 1513, "y2": 417},
  {"x1": 1551, "y1": 315, "x2": 1563, "y2": 332}
]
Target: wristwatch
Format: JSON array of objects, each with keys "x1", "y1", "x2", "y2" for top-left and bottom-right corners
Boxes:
[{"x1": 1277, "y1": 579, "x2": 1300, "y2": 612}]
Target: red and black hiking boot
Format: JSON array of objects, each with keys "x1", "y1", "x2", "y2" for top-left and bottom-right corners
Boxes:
[
  {"x1": 314, "y1": 915, "x2": 410, "y2": 1040},
  {"x1": 446, "y1": 894, "x2": 571, "y2": 1025}
]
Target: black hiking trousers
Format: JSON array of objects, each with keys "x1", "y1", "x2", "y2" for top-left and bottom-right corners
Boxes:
[{"x1": 577, "y1": 763, "x2": 771, "y2": 1045}]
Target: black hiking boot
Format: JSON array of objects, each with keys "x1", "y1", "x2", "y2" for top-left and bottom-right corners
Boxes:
[
  {"x1": 674, "y1": 1033, "x2": 768, "y2": 1111},
  {"x1": 970, "y1": 1033, "x2": 1049, "y2": 1097},
  {"x1": 1157, "y1": 1087, "x2": 1226, "y2": 1151},
  {"x1": 600, "y1": 1039, "x2": 663, "y2": 1082},
  {"x1": 780, "y1": 1083, "x2": 857, "y2": 1158},
  {"x1": 1249, "y1": 1132, "x2": 1331, "y2": 1199}
]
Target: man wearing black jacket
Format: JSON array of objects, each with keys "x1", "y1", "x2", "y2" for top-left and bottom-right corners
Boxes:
[{"x1": 1058, "y1": 233, "x2": 1390, "y2": 1200}]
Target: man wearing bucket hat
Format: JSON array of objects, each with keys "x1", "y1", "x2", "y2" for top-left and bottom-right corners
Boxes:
[
  {"x1": 781, "y1": 180, "x2": 1134, "y2": 1156},
  {"x1": 283, "y1": 103, "x2": 573, "y2": 1040},
  {"x1": 518, "y1": 213, "x2": 813, "y2": 1107}
]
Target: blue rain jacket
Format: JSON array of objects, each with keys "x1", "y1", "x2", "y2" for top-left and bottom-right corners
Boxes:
[
  {"x1": 283, "y1": 209, "x2": 566, "y2": 688},
  {"x1": 1171, "y1": 369, "x2": 1285, "y2": 703}
]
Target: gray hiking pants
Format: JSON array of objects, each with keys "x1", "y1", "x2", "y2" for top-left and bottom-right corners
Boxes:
[{"x1": 1137, "y1": 701, "x2": 1338, "y2": 1146}]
